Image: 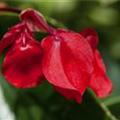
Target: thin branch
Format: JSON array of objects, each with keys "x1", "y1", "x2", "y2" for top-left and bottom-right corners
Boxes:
[{"x1": 0, "y1": 7, "x2": 22, "y2": 14}]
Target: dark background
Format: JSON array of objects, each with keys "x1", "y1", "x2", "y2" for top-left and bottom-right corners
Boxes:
[{"x1": 0, "y1": 1, "x2": 120, "y2": 120}]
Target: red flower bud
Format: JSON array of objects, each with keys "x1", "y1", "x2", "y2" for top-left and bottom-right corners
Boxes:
[
  {"x1": 20, "y1": 9, "x2": 46, "y2": 32},
  {"x1": 1, "y1": 23, "x2": 43, "y2": 88},
  {"x1": 80, "y1": 29, "x2": 112, "y2": 97},
  {"x1": 41, "y1": 32, "x2": 93, "y2": 102}
]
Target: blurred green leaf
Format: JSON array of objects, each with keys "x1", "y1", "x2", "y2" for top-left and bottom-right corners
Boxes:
[
  {"x1": 104, "y1": 96, "x2": 120, "y2": 120},
  {"x1": 14, "y1": 89, "x2": 117, "y2": 120},
  {"x1": 89, "y1": 7, "x2": 118, "y2": 26},
  {"x1": 0, "y1": 15, "x2": 19, "y2": 39},
  {"x1": 15, "y1": 93, "x2": 43, "y2": 120},
  {"x1": 0, "y1": 70, "x2": 117, "y2": 120}
]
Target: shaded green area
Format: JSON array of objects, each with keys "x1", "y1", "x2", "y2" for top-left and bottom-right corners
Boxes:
[
  {"x1": 0, "y1": 75, "x2": 117, "y2": 120},
  {"x1": 105, "y1": 96, "x2": 120, "y2": 120}
]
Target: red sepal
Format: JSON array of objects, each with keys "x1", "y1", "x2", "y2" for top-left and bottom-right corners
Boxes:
[
  {"x1": 80, "y1": 29, "x2": 112, "y2": 97},
  {"x1": 20, "y1": 9, "x2": 50, "y2": 32}
]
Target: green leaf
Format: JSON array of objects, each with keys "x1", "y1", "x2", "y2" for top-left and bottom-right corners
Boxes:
[
  {"x1": 46, "y1": 16, "x2": 67, "y2": 29},
  {"x1": 0, "y1": 54, "x2": 19, "y2": 111},
  {"x1": 104, "y1": 96, "x2": 120, "y2": 120},
  {"x1": 15, "y1": 93, "x2": 43, "y2": 120},
  {"x1": 38, "y1": 89, "x2": 117, "y2": 120},
  {"x1": 7, "y1": 87, "x2": 118, "y2": 120},
  {"x1": 0, "y1": 72, "x2": 117, "y2": 120}
]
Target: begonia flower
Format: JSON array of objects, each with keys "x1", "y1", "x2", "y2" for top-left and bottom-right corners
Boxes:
[{"x1": 0, "y1": 8, "x2": 113, "y2": 103}]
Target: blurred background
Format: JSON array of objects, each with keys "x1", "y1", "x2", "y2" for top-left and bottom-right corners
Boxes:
[{"x1": 0, "y1": 0, "x2": 120, "y2": 120}]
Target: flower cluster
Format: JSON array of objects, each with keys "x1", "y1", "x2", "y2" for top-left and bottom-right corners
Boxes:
[{"x1": 0, "y1": 9, "x2": 112, "y2": 103}]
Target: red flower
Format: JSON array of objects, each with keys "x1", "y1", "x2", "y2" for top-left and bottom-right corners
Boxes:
[
  {"x1": 0, "y1": 23, "x2": 43, "y2": 88},
  {"x1": 41, "y1": 32, "x2": 93, "y2": 103},
  {"x1": 80, "y1": 29, "x2": 112, "y2": 97},
  {"x1": 0, "y1": 8, "x2": 113, "y2": 102}
]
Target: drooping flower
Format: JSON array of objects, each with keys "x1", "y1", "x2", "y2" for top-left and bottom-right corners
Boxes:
[
  {"x1": 0, "y1": 8, "x2": 113, "y2": 103},
  {"x1": 20, "y1": 9, "x2": 94, "y2": 102},
  {"x1": 41, "y1": 31, "x2": 94, "y2": 103},
  {"x1": 80, "y1": 29, "x2": 112, "y2": 97},
  {"x1": 0, "y1": 23, "x2": 43, "y2": 88}
]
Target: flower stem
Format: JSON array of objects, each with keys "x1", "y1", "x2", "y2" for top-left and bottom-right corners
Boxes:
[
  {"x1": 0, "y1": 7, "x2": 21, "y2": 14},
  {"x1": 0, "y1": 7, "x2": 56, "y2": 35},
  {"x1": 33, "y1": 12, "x2": 56, "y2": 36}
]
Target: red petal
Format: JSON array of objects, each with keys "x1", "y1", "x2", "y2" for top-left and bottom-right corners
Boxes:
[
  {"x1": 2, "y1": 38, "x2": 43, "y2": 88},
  {"x1": 80, "y1": 29, "x2": 99, "y2": 49},
  {"x1": 41, "y1": 32, "x2": 93, "y2": 100},
  {"x1": 54, "y1": 86, "x2": 82, "y2": 103},
  {"x1": 56, "y1": 29, "x2": 72, "y2": 34},
  {"x1": 89, "y1": 50, "x2": 112, "y2": 97},
  {"x1": 0, "y1": 23, "x2": 33, "y2": 56}
]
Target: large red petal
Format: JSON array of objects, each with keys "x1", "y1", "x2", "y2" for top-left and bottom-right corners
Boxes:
[
  {"x1": 41, "y1": 32, "x2": 93, "y2": 101},
  {"x1": 2, "y1": 39, "x2": 43, "y2": 88},
  {"x1": 89, "y1": 50, "x2": 112, "y2": 97}
]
